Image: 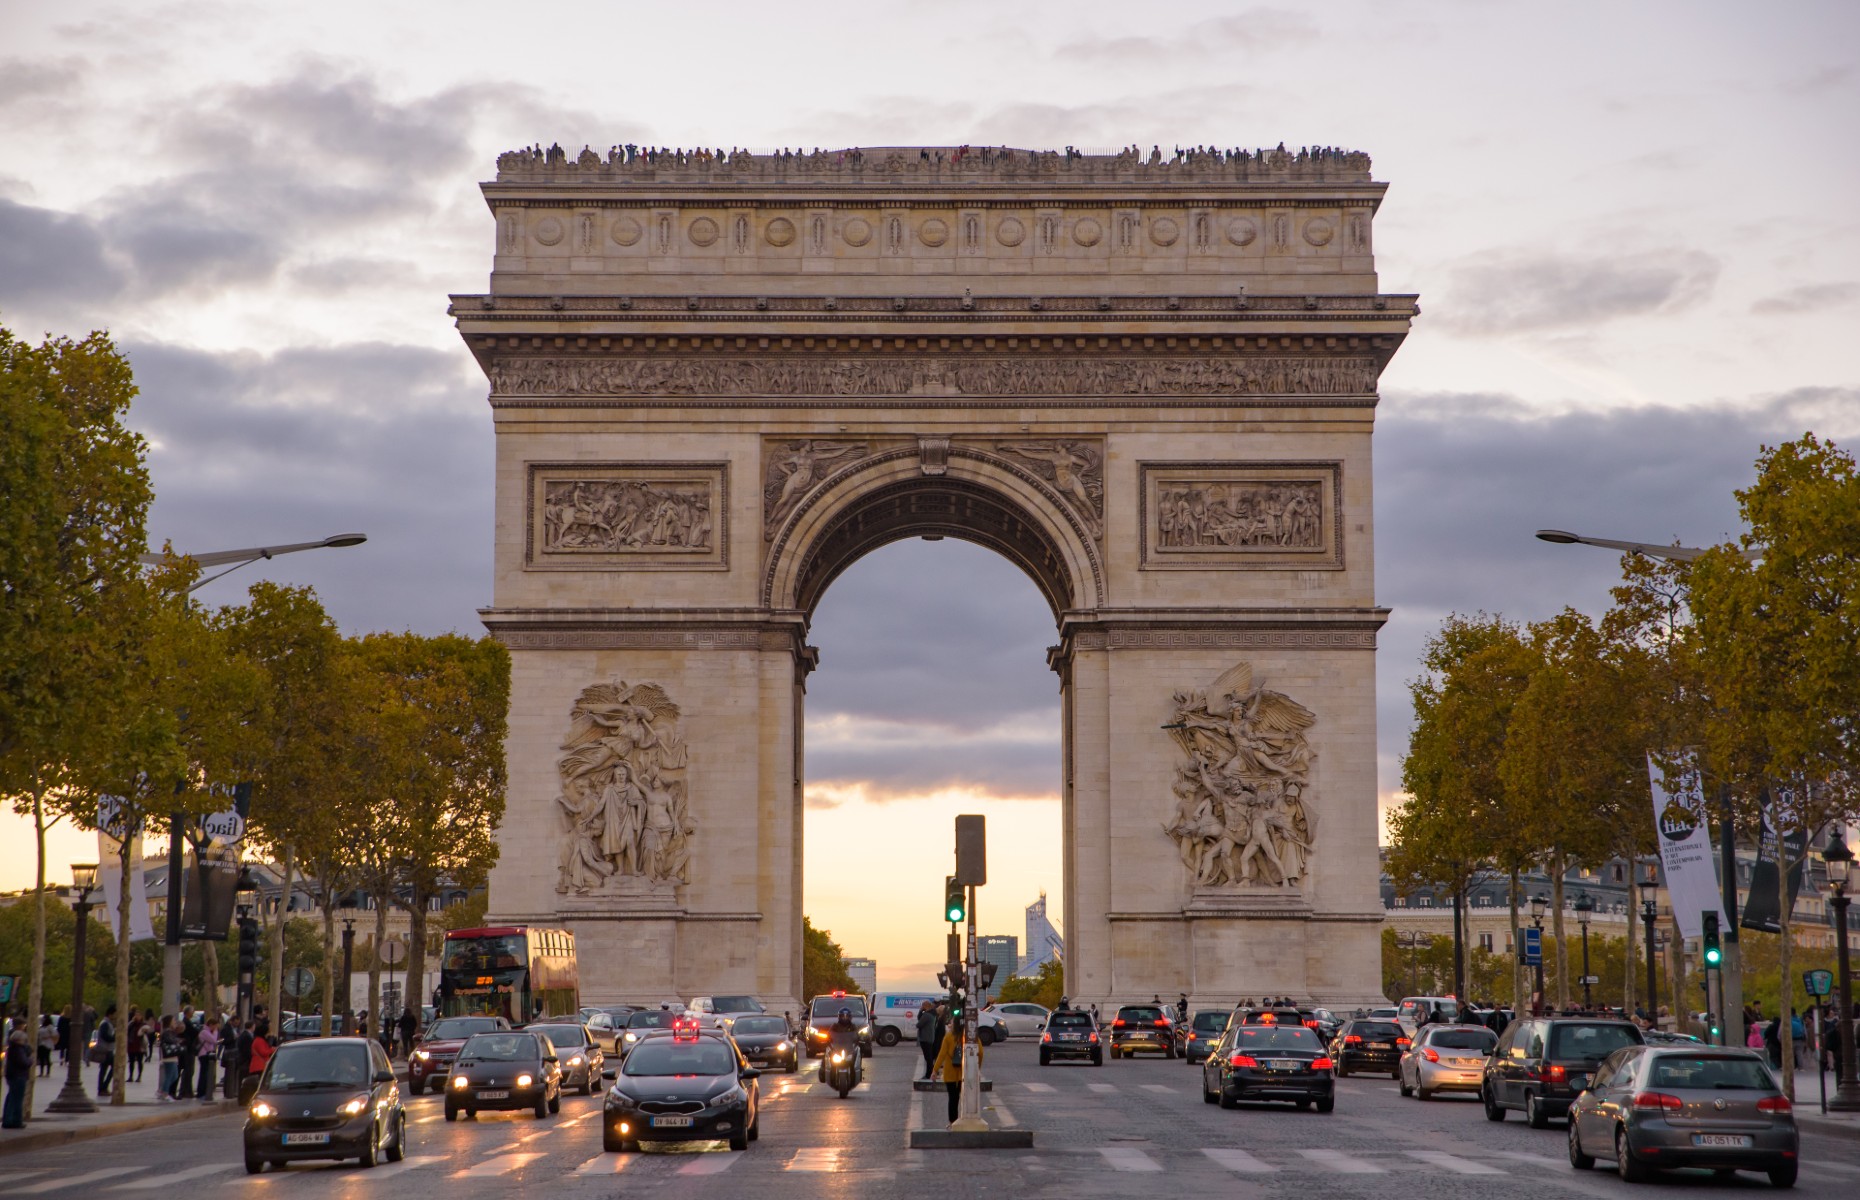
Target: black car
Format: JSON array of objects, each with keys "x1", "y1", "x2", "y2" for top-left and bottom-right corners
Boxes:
[
  {"x1": 528, "y1": 1022, "x2": 606, "y2": 1094},
  {"x1": 1483, "y1": 1017, "x2": 1644, "y2": 1127},
  {"x1": 727, "y1": 1014, "x2": 798, "y2": 1073},
  {"x1": 1180, "y1": 1010, "x2": 1231, "y2": 1064},
  {"x1": 1039, "y1": 1009, "x2": 1104, "y2": 1065},
  {"x1": 619, "y1": 1009, "x2": 679, "y2": 1057},
  {"x1": 243, "y1": 1037, "x2": 406, "y2": 1173},
  {"x1": 1330, "y1": 1018, "x2": 1408, "y2": 1078},
  {"x1": 1201, "y1": 1021, "x2": 1335, "y2": 1111},
  {"x1": 445, "y1": 1031, "x2": 564, "y2": 1120},
  {"x1": 1109, "y1": 1004, "x2": 1175, "y2": 1058},
  {"x1": 602, "y1": 1026, "x2": 760, "y2": 1152}
]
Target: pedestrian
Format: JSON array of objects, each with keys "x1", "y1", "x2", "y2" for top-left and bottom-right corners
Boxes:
[
  {"x1": 55, "y1": 1006, "x2": 70, "y2": 1065},
  {"x1": 378, "y1": 1015, "x2": 394, "y2": 1059},
  {"x1": 196, "y1": 1016, "x2": 220, "y2": 1102},
  {"x1": 221, "y1": 1016, "x2": 246, "y2": 1099},
  {"x1": 915, "y1": 1002, "x2": 942, "y2": 1081},
  {"x1": 931, "y1": 1018, "x2": 981, "y2": 1125},
  {"x1": 158, "y1": 1016, "x2": 182, "y2": 1100},
  {"x1": 247, "y1": 1020, "x2": 274, "y2": 1084},
  {"x1": 37, "y1": 1014, "x2": 54, "y2": 1076},
  {"x1": 177, "y1": 1006, "x2": 198, "y2": 1098},
  {"x1": 125, "y1": 1007, "x2": 146, "y2": 1082},
  {"x1": 397, "y1": 1007, "x2": 417, "y2": 1059},
  {"x1": 94, "y1": 1004, "x2": 117, "y2": 1095},
  {"x1": 3, "y1": 1028, "x2": 31, "y2": 1129},
  {"x1": 1790, "y1": 1009, "x2": 1807, "y2": 1070}
]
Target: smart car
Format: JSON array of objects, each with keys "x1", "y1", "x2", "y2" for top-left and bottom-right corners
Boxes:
[{"x1": 243, "y1": 1037, "x2": 406, "y2": 1173}]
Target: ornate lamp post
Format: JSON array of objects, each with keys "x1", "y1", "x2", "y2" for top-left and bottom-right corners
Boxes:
[
  {"x1": 1825, "y1": 829, "x2": 1859, "y2": 1113},
  {"x1": 340, "y1": 917, "x2": 356, "y2": 1037},
  {"x1": 1641, "y1": 865, "x2": 1661, "y2": 1024},
  {"x1": 1530, "y1": 894, "x2": 1548, "y2": 1015},
  {"x1": 1575, "y1": 891, "x2": 1595, "y2": 1010},
  {"x1": 46, "y1": 865, "x2": 101, "y2": 1114}
]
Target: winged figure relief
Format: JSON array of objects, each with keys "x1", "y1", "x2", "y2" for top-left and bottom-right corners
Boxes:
[{"x1": 763, "y1": 441, "x2": 869, "y2": 535}]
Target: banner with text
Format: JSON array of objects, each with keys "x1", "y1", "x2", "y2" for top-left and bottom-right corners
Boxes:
[
  {"x1": 1650, "y1": 752, "x2": 1725, "y2": 940},
  {"x1": 96, "y1": 796, "x2": 157, "y2": 943},
  {"x1": 181, "y1": 781, "x2": 251, "y2": 941},
  {"x1": 1741, "y1": 784, "x2": 1811, "y2": 934}
]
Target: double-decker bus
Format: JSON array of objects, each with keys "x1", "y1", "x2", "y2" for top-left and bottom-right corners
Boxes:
[{"x1": 438, "y1": 926, "x2": 579, "y2": 1023}]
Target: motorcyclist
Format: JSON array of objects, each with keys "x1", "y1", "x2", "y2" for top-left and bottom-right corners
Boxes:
[{"x1": 819, "y1": 1008, "x2": 861, "y2": 1083}]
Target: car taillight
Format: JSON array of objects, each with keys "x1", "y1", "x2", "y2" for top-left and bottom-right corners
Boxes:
[
  {"x1": 1304, "y1": 1020, "x2": 1321, "y2": 1029},
  {"x1": 1041, "y1": 1033, "x2": 1052, "y2": 1043},
  {"x1": 1088, "y1": 1033, "x2": 1099, "y2": 1043},
  {"x1": 1757, "y1": 1095, "x2": 1793, "y2": 1114},
  {"x1": 1312, "y1": 1057, "x2": 1333, "y2": 1071},
  {"x1": 1113, "y1": 1019, "x2": 1126, "y2": 1028},
  {"x1": 1395, "y1": 1037, "x2": 1410, "y2": 1047},
  {"x1": 1344, "y1": 1034, "x2": 1363, "y2": 1044},
  {"x1": 1543, "y1": 1064, "x2": 1567, "y2": 1083},
  {"x1": 1156, "y1": 1017, "x2": 1171, "y2": 1027},
  {"x1": 1230, "y1": 1054, "x2": 1258, "y2": 1068},
  {"x1": 1632, "y1": 1092, "x2": 1684, "y2": 1112},
  {"x1": 1422, "y1": 1048, "x2": 1440, "y2": 1063}
]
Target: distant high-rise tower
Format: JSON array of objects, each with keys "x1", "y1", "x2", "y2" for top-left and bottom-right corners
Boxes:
[
  {"x1": 844, "y1": 956, "x2": 877, "y2": 996},
  {"x1": 978, "y1": 936, "x2": 1018, "y2": 1000},
  {"x1": 1021, "y1": 891, "x2": 1064, "y2": 973}
]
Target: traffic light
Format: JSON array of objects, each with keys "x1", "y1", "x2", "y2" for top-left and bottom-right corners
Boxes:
[
  {"x1": 978, "y1": 961, "x2": 998, "y2": 989},
  {"x1": 1702, "y1": 912, "x2": 1722, "y2": 967},
  {"x1": 944, "y1": 876, "x2": 965, "y2": 924},
  {"x1": 237, "y1": 917, "x2": 259, "y2": 974}
]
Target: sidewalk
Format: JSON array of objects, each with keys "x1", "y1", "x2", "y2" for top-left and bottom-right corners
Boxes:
[
  {"x1": 1, "y1": 1059, "x2": 237, "y2": 1156},
  {"x1": 1787, "y1": 1065, "x2": 1860, "y2": 1137}
]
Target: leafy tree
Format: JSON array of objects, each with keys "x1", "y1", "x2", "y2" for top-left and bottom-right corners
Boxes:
[
  {"x1": 802, "y1": 916, "x2": 856, "y2": 999},
  {"x1": 994, "y1": 958, "x2": 1063, "y2": 1010}
]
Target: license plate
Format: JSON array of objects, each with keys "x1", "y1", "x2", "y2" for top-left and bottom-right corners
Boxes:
[
  {"x1": 282, "y1": 1132, "x2": 330, "y2": 1146},
  {"x1": 1059, "y1": 1034, "x2": 1083, "y2": 1042},
  {"x1": 651, "y1": 1116, "x2": 693, "y2": 1128},
  {"x1": 478, "y1": 1089, "x2": 510, "y2": 1100},
  {"x1": 1368, "y1": 1043, "x2": 1390, "y2": 1049},
  {"x1": 1271, "y1": 1060, "x2": 1300, "y2": 1070},
  {"x1": 1693, "y1": 1134, "x2": 1752, "y2": 1148}
]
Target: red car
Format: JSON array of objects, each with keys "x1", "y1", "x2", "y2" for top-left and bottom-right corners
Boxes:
[{"x1": 409, "y1": 1015, "x2": 510, "y2": 1094}]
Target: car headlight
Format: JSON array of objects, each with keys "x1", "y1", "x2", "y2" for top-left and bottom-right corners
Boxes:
[
  {"x1": 568, "y1": 1056, "x2": 584, "y2": 1067},
  {"x1": 606, "y1": 1091, "x2": 636, "y2": 1109},
  {"x1": 516, "y1": 1073, "x2": 534, "y2": 1088},
  {"x1": 339, "y1": 1095, "x2": 369, "y2": 1116},
  {"x1": 451, "y1": 1074, "x2": 469, "y2": 1089},
  {"x1": 624, "y1": 1032, "x2": 638, "y2": 1043},
  {"x1": 776, "y1": 1041, "x2": 790, "y2": 1052},
  {"x1": 412, "y1": 1049, "x2": 430, "y2": 1061},
  {"x1": 859, "y1": 1026, "x2": 870, "y2": 1036},
  {"x1": 250, "y1": 1101, "x2": 275, "y2": 1119}
]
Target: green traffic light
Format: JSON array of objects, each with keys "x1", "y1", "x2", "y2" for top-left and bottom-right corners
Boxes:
[
  {"x1": 1704, "y1": 948, "x2": 1722, "y2": 965},
  {"x1": 945, "y1": 904, "x2": 964, "y2": 921}
]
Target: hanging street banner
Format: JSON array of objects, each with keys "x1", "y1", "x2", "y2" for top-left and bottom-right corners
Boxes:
[
  {"x1": 1649, "y1": 752, "x2": 1726, "y2": 940},
  {"x1": 96, "y1": 794, "x2": 158, "y2": 943},
  {"x1": 181, "y1": 781, "x2": 252, "y2": 941},
  {"x1": 1741, "y1": 784, "x2": 1810, "y2": 934}
]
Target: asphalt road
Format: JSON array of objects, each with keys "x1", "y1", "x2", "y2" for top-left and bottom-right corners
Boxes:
[{"x1": 4, "y1": 1039, "x2": 1858, "y2": 1198}]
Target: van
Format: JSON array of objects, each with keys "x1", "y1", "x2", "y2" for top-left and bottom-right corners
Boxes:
[
  {"x1": 1396, "y1": 995, "x2": 1460, "y2": 1033},
  {"x1": 868, "y1": 992, "x2": 945, "y2": 1047}
]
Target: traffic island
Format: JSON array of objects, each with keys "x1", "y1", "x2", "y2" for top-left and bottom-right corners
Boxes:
[
  {"x1": 913, "y1": 1076, "x2": 993, "y2": 1092},
  {"x1": 910, "y1": 1125, "x2": 1033, "y2": 1149}
]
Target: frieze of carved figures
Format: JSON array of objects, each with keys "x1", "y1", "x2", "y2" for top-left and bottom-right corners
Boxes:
[
  {"x1": 1163, "y1": 663, "x2": 1317, "y2": 891},
  {"x1": 489, "y1": 356, "x2": 1380, "y2": 399},
  {"x1": 555, "y1": 681, "x2": 695, "y2": 893},
  {"x1": 541, "y1": 479, "x2": 713, "y2": 553},
  {"x1": 1156, "y1": 480, "x2": 1322, "y2": 550},
  {"x1": 993, "y1": 441, "x2": 1103, "y2": 537},
  {"x1": 763, "y1": 440, "x2": 869, "y2": 536}
]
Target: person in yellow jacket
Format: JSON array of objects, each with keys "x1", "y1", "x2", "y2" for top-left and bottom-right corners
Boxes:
[{"x1": 931, "y1": 1019, "x2": 982, "y2": 1124}]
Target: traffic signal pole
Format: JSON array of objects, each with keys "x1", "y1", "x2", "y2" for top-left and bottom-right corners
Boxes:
[{"x1": 952, "y1": 883, "x2": 986, "y2": 1132}]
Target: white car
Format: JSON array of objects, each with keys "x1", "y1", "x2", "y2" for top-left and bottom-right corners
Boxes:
[{"x1": 983, "y1": 1002, "x2": 1051, "y2": 1038}]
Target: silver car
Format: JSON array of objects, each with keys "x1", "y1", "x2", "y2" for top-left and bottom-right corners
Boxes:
[
  {"x1": 1567, "y1": 1046, "x2": 1798, "y2": 1187},
  {"x1": 1399, "y1": 1023, "x2": 1496, "y2": 1099}
]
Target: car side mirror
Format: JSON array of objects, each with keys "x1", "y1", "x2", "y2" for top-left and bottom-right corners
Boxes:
[
  {"x1": 740, "y1": 1067, "x2": 760, "y2": 1081},
  {"x1": 1036, "y1": 1023, "x2": 1046, "y2": 1031},
  {"x1": 544, "y1": 1055, "x2": 558, "y2": 1063},
  {"x1": 373, "y1": 1070, "x2": 395, "y2": 1084},
  {"x1": 601, "y1": 1069, "x2": 617, "y2": 1081}
]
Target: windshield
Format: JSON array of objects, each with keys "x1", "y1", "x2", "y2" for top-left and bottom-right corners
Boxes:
[
  {"x1": 1049, "y1": 1013, "x2": 1094, "y2": 1030},
  {"x1": 1428, "y1": 1028, "x2": 1497, "y2": 1052},
  {"x1": 627, "y1": 1011, "x2": 674, "y2": 1029},
  {"x1": 1118, "y1": 1007, "x2": 1164, "y2": 1022},
  {"x1": 1650, "y1": 1056, "x2": 1776, "y2": 1090},
  {"x1": 460, "y1": 1034, "x2": 539, "y2": 1061},
  {"x1": 1353, "y1": 1022, "x2": 1404, "y2": 1039},
  {"x1": 1549, "y1": 1023, "x2": 1641, "y2": 1061},
  {"x1": 809, "y1": 997, "x2": 867, "y2": 1018},
  {"x1": 712, "y1": 996, "x2": 763, "y2": 1012},
  {"x1": 1191, "y1": 1012, "x2": 1230, "y2": 1032},
  {"x1": 623, "y1": 1040, "x2": 735, "y2": 1077},
  {"x1": 530, "y1": 1025, "x2": 589, "y2": 1047},
  {"x1": 264, "y1": 1043, "x2": 372, "y2": 1088},
  {"x1": 426, "y1": 1018, "x2": 500, "y2": 1041},
  {"x1": 443, "y1": 935, "x2": 526, "y2": 970},
  {"x1": 730, "y1": 1017, "x2": 786, "y2": 1036},
  {"x1": 1237, "y1": 1026, "x2": 1323, "y2": 1050}
]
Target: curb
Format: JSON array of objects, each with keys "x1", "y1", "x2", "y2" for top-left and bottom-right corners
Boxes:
[
  {"x1": 910, "y1": 1128, "x2": 1034, "y2": 1149},
  {"x1": 0, "y1": 1099, "x2": 240, "y2": 1156},
  {"x1": 1795, "y1": 1113, "x2": 1860, "y2": 1140}
]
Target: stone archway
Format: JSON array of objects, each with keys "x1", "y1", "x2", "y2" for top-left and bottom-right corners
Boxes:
[{"x1": 457, "y1": 144, "x2": 1415, "y2": 1011}]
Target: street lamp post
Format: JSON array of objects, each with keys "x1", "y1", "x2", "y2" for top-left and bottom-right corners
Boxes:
[
  {"x1": 1530, "y1": 895, "x2": 1548, "y2": 1016},
  {"x1": 1641, "y1": 865, "x2": 1661, "y2": 1024},
  {"x1": 1575, "y1": 891, "x2": 1594, "y2": 1010},
  {"x1": 340, "y1": 918, "x2": 356, "y2": 1038},
  {"x1": 1396, "y1": 931, "x2": 1430, "y2": 996},
  {"x1": 46, "y1": 866, "x2": 101, "y2": 1114},
  {"x1": 1824, "y1": 830, "x2": 1859, "y2": 1113}
]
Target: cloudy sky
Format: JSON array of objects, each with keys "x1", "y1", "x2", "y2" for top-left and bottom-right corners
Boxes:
[{"x1": 4, "y1": 0, "x2": 1856, "y2": 989}]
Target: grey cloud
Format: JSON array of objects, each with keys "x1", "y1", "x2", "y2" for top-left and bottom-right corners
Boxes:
[
  {"x1": 1751, "y1": 281, "x2": 1860, "y2": 314},
  {"x1": 0, "y1": 57, "x2": 86, "y2": 107},
  {"x1": 1438, "y1": 248, "x2": 1720, "y2": 335},
  {"x1": 1053, "y1": 9, "x2": 1319, "y2": 65},
  {"x1": 0, "y1": 198, "x2": 128, "y2": 305}
]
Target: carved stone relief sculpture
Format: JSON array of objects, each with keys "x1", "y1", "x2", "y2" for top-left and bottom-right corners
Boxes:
[
  {"x1": 993, "y1": 439, "x2": 1104, "y2": 538},
  {"x1": 555, "y1": 680, "x2": 695, "y2": 894},
  {"x1": 763, "y1": 440, "x2": 869, "y2": 536},
  {"x1": 1156, "y1": 480, "x2": 1322, "y2": 549},
  {"x1": 1163, "y1": 662, "x2": 1316, "y2": 891},
  {"x1": 542, "y1": 479, "x2": 714, "y2": 553}
]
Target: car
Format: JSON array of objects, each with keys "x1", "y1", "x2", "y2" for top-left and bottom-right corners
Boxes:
[
  {"x1": 1108, "y1": 1003, "x2": 1175, "y2": 1058},
  {"x1": 1400, "y1": 1023, "x2": 1497, "y2": 1100},
  {"x1": 527, "y1": 1021, "x2": 607, "y2": 1095},
  {"x1": 1365, "y1": 1006, "x2": 1400, "y2": 1020},
  {"x1": 1039, "y1": 1009, "x2": 1104, "y2": 1066},
  {"x1": 1567, "y1": 1045, "x2": 1798, "y2": 1187},
  {"x1": 277, "y1": 1015, "x2": 353, "y2": 1044},
  {"x1": 727, "y1": 1014, "x2": 799, "y2": 1072},
  {"x1": 1396, "y1": 995, "x2": 1461, "y2": 1034},
  {"x1": 619, "y1": 1009, "x2": 680, "y2": 1056},
  {"x1": 243, "y1": 1036, "x2": 406, "y2": 1174},
  {"x1": 984, "y1": 1002, "x2": 1052, "y2": 1039},
  {"x1": 1201, "y1": 1021, "x2": 1335, "y2": 1112},
  {"x1": 687, "y1": 994, "x2": 768, "y2": 1027},
  {"x1": 408, "y1": 1015, "x2": 510, "y2": 1093},
  {"x1": 1643, "y1": 1029, "x2": 1704, "y2": 1046},
  {"x1": 1483, "y1": 1017, "x2": 1645, "y2": 1127},
  {"x1": 602, "y1": 1022, "x2": 760, "y2": 1152},
  {"x1": 444, "y1": 1030, "x2": 564, "y2": 1120},
  {"x1": 1180, "y1": 1010, "x2": 1231, "y2": 1064},
  {"x1": 1330, "y1": 1018, "x2": 1409, "y2": 1078},
  {"x1": 803, "y1": 993, "x2": 874, "y2": 1058}
]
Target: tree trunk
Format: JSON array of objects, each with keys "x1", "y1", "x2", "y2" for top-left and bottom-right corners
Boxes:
[
  {"x1": 1776, "y1": 835, "x2": 1794, "y2": 1099},
  {"x1": 112, "y1": 828, "x2": 133, "y2": 1105},
  {"x1": 405, "y1": 892, "x2": 429, "y2": 1032},
  {"x1": 1509, "y1": 869, "x2": 1522, "y2": 1014},
  {"x1": 23, "y1": 784, "x2": 51, "y2": 1122},
  {"x1": 267, "y1": 845, "x2": 293, "y2": 1030},
  {"x1": 203, "y1": 941, "x2": 221, "y2": 1019},
  {"x1": 367, "y1": 892, "x2": 387, "y2": 1039},
  {"x1": 1551, "y1": 859, "x2": 1569, "y2": 1013},
  {"x1": 320, "y1": 895, "x2": 337, "y2": 1037}
]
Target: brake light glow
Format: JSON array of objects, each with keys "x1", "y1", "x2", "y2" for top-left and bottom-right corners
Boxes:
[
  {"x1": 1395, "y1": 1037, "x2": 1410, "y2": 1047},
  {"x1": 1312, "y1": 1056, "x2": 1333, "y2": 1071},
  {"x1": 1344, "y1": 1035, "x2": 1363, "y2": 1045},
  {"x1": 1304, "y1": 1020, "x2": 1322, "y2": 1029},
  {"x1": 1757, "y1": 1095, "x2": 1793, "y2": 1114},
  {"x1": 1088, "y1": 1033, "x2": 1099, "y2": 1044},
  {"x1": 672, "y1": 1017, "x2": 701, "y2": 1041},
  {"x1": 1257, "y1": 1013, "x2": 1276, "y2": 1024},
  {"x1": 1112, "y1": 1019, "x2": 1126, "y2": 1028},
  {"x1": 1230, "y1": 1054, "x2": 1259, "y2": 1068},
  {"x1": 1542, "y1": 1064, "x2": 1568, "y2": 1083},
  {"x1": 1632, "y1": 1091, "x2": 1684, "y2": 1112},
  {"x1": 1041, "y1": 1033, "x2": 1052, "y2": 1043},
  {"x1": 1422, "y1": 1048, "x2": 1440, "y2": 1063}
]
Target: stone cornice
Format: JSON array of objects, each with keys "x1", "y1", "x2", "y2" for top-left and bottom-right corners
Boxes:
[
  {"x1": 451, "y1": 293, "x2": 1420, "y2": 320},
  {"x1": 478, "y1": 607, "x2": 807, "y2": 652}
]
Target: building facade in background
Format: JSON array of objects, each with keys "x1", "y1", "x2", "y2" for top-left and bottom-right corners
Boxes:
[
  {"x1": 979, "y1": 935, "x2": 1018, "y2": 1000},
  {"x1": 1022, "y1": 892, "x2": 1064, "y2": 974},
  {"x1": 844, "y1": 956, "x2": 876, "y2": 996}
]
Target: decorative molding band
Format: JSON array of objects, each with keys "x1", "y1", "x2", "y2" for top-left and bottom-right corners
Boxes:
[
  {"x1": 454, "y1": 293, "x2": 1419, "y2": 318},
  {"x1": 1067, "y1": 628, "x2": 1379, "y2": 651},
  {"x1": 489, "y1": 628, "x2": 796, "y2": 651}
]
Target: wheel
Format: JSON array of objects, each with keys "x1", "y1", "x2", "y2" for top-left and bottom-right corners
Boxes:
[
  {"x1": 548, "y1": 1090, "x2": 561, "y2": 1114},
  {"x1": 1039, "y1": 1049, "x2": 1050, "y2": 1066},
  {"x1": 1417, "y1": 1085, "x2": 1434, "y2": 1102},
  {"x1": 1567, "y1": 1120, "x2": 1594, "y2": 1170},
  {"x1": 1483, "y1": 1084, "x2": 1506, "y2": 1122},
  {"x1": 1296, "y1": 1099, "x2": 1312, "y2": 1111},
  {"x1": 1337, "y1": 1064, "x2": 1350, "y2": 1078},
  {"x1": 1219, "y1": 1087, "x2": 1238, "y2": 1109},
  {"x1": 877, "y1": 1027, "x2": 901, "y2": 1048},
  {"x1": 728, "y1": 1123, "x2": 749, "y2": 1151},
  {"x1": 1389, "y1": 1068, "x2": 1401, "y2": 1080},
  {"x1": 748, "y1": 1110, "x2": 759, "y2": 1142},
  {"x1": 444, "y1": 1103, "x2": 459, "y2": 1122},
  {"x1": 1110, "y1": 1046, "x2": 1121, "y2": 1060},
  {"x1": 1164, "y1": 1043, "x2": 1176, "y2": 1059},
  {"x1": 1399, "y1": 1077, "x2": 1413, "y2": 1098},
  {"x1": 1203, "y1": 1075, "x2": 1218, "y2": 1104},
  {"x1": 409, "y1": 1076, "x2": 425, "y2": 1096},
  {"x1": 1768, "y1": 1164, "x2": 1797, "y2": 1189},
  {"x1": 1092, "y1": 1051, "x2": 1103, "y2": 1066},
  {"x1": 1615, "y1": 1126, "x2": 1651, "y2": 1183},
  {"x1": 534, "y1": 1092, "x2": 549, "y2": 1119},
  {"x1": 1316, "y1": 1097, "x2": 1335, "y2": 1113},
  {"x1": 385, "y1": 1113, "x2": 406, "y2": 1162},
  {"x1": 244, "y1": 1154, "x2": 265, "y2": 1175},
  {"x1": 978, "y1": 1027, "x2": 996, "y2": 1046},
  {"x1": 582, "y1": 1074, "x2": 594, "y2": 1096},
  {"x1": 1526, "y1": 1092, "x2": 1550, "y2": 1129},
  {"x1": 358, "y1": 1121, "x2": 379, "y2": 1168}
]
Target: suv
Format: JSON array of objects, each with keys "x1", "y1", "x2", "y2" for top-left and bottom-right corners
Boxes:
[
  {"x1": 1180, "y1": 1010, "x2": 1232, "y2": 1065},
  {"x1": 687, "y1": 995, "x2": 766, "y2": 1027},
  {"x1": 409, "y1": 1015, "x2": 511, "y2": 1094},
  {"x1": 1482, "y1": 1017, "x2": 1644, "y2": 1127},
  {"x1": 803, "y1": 993, "x2": 872, "y2": 1059},
  {"x1": 1109, "y1": 1004, "x2": 1175, "y2": 1059},
  {"x1": 1397, "y1": 995, "x2": 1460, "y2": 1034},
  {"x1": 1039, "y1": 1009, "x2": 1103, "y2": 1066},
  {"x1": 1329, "y1": 1018, "x2": 1408, "y2": 1078}
]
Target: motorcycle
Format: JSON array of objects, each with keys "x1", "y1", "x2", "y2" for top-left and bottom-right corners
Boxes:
[{"x1": 824, "y1": 1046, "x2": 860, "y2": 1098}]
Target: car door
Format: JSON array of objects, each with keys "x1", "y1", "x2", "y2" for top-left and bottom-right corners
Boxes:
[
  {"x1": 1499, "y1": 1022, "x2": 1533, "y2": 1106},
  {"x1": 1573, "y1": 1050, "x2": 1615, "y2": 1145}
]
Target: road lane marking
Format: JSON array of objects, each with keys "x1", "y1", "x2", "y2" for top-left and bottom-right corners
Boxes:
[
  {"x1": 564, "y1": 1111, "x2": 597, "y2": 1125},
  {"x1": 675, "y1": 1154, "x2": 738, "y2": 1175},
  {"x1": 451, "y1": 1152, "x2": 544, "y2": 1177},
  {"x1": 788, "y1": 1147, "x2": 842, "y2": 1171},
  {"x1": 1087, "y1": 1082, "x2": 1118, "y2": 1093},
  {"x1": 111, "y1": 1164, "x2": 239, "y2": 1190},
  {"x1": 1807, "y1": 1162, "x2": 1860, "y2": 1175},
  {"x1": 1204, "y1": 1148, "x2": 1275, "y2": 1174},
  {"x1": 1492, "y1": 1151, "x2": 1565, "y2": 1168},
  {"x1": 19, "y1": 1168, "x2": 141, "y2": 1194},
  {"x1": 368, "y1": 1157, "x2": 443, "y2": 1176},
  {"x1": 574, "y1": 1154, "x2": 639, "y2": 1174},
  {"x1": 991, "y1": 1102, "x2": 1019, "y2": 1128},
  {"x1": 1100, "y1": 1147, "x2": 1162, "y2": 1172},
  {"x1": 1022, "y1": 1082, "x2": 1056, "y2": 1093},
  {"x1": 1139, "y1": 1084, "x2": 1176, "y2": 1093},
  {"x1": 414, "y1": 1114, "x2": 445, "y2": 1123},
  {"x1": 1406, "y1": 1151, "x2": 1507, "y2": 1175},
  {"x1": 1297, "y1": 1149, "x2": 1385, "y2": 1174}
]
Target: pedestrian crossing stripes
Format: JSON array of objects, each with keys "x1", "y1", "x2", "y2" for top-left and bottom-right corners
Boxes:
[
  {"x1": 450, "y1": 1151, "x2": 543, "y2": 1177},
  {"x1": 1297, "y1": 1148, "x2": 1385, "y2": 1174},
  {"x1": 1086, "y1": 1082, "x2": 1117, "y2": 1093},
  {"x1": 1100, "y1": 1147, "x2": 1162, "y2": 1172},
  {"x1": 1405, "y1": 1151, "x2": 1507, "y2": 1175},
  {"x1": 111, "y1": 1164, "x2": 240, "y2": 1189},
  {"x1": 1203, "y1": 1148, "x2": 1273, "y2": 1173},
  {"x1": 787, "y1": 1147, "x2": 842, "y2": 1171},
  {"x1": 1138, "y1": 1084, "x2": 1176, "y2": 1093},
  {"x1": 19, "y1": 1167, "x2": 141, "y2": 1194},
  {"x1": 1021, "y1": 1082, "x2": 1056, "y2": 1092},
  {"x1": 676, "y1": 1154, "x2": 739, "y2": 1176}
]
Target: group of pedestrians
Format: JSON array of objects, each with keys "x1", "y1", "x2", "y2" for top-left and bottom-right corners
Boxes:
[{"x1": 912, "y1": 1000, "x2": 983, "y2": 1124}]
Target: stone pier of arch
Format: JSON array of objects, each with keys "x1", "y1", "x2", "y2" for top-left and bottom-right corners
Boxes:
[{"x1": 451, "y1": 145, "x2": 1415, "y2": 1013}]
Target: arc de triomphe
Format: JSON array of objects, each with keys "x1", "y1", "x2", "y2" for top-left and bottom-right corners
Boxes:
[{"x1": 451, "y1": 145, "x2": 1414, "y2": 1011}]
